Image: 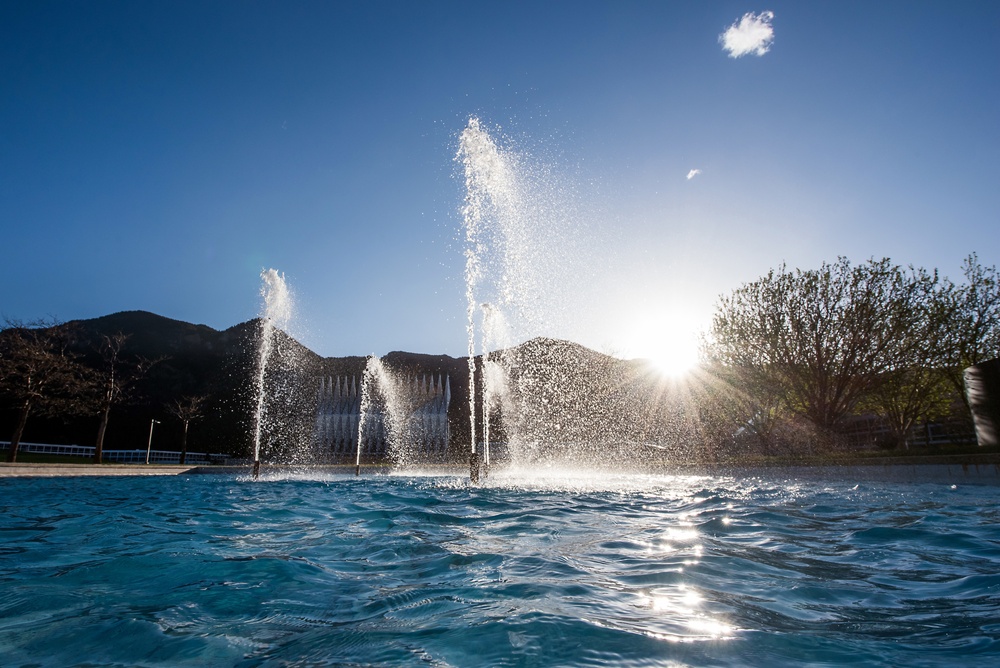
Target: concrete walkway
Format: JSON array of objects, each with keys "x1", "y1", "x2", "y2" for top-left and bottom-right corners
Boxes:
[
  {"x1": 0, "y1": 463, "x2": 398, "y2": 478},
  {"x1": 0, "y1": 463, "x2": 200, "y2": 477}
]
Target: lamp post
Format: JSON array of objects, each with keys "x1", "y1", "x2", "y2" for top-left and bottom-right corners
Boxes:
[{"x1": 145, "y1": 419, "x2": 160, "y2": 464}]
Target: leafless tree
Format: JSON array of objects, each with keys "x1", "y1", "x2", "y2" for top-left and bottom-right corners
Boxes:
[
  {"x1": 0, "y1": 319, "x2": 92, "y2": 462},
  {"x1": 167, "y1": 395, "x2": 207, "y2": 465},
  {"x1": 92, "y1": 332, "x2": 160, "y2": 463}
]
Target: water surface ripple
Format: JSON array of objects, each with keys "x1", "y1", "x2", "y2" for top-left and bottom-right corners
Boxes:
[{"x1": 1, "y1": 471, "x2": 998, "y2": 666}]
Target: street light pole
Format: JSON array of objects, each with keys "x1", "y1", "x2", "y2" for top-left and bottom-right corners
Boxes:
[{"x1": 146, "y1": 419, "x2": 160, "y2": 464}]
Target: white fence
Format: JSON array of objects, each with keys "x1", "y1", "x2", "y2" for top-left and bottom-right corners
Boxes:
[{"x1": 0, "y1": 441, "x2": 213, "y2": 464}]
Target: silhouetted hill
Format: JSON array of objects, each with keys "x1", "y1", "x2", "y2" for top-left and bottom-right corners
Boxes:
[
  {"x1": 1, "y1": 311, "x2": 476, "y2": 457},
  {"x1": 3, "y1": 311, "x2": 257, "y2": 455},
  {"x1": 69, "y1": 311, "x2": 229, "y2": 358},
  {"x1": 67, "y1": 310, "x2": 321, "y2": 370},
  {"x1": 1, "y1": 311, "x2": 663, "y2": 460},
  {"x1": 461, "y1": 336, "x2": 693, "y2": 462},
  {"x1": 1, "y1": 312, "x2": 258, "y2": 455}
]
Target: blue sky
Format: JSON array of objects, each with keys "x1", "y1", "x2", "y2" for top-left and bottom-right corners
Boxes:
[{"x1": 2, "y1": 1, "x2": 997, "y2": 363}]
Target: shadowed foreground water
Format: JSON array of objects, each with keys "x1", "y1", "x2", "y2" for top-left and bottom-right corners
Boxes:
[{"x1": 2, "y1": 469, "x2": 999, "y2": 667}]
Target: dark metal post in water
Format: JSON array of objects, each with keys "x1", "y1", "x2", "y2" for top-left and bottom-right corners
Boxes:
[
  {"x1": 252, "y1": 459, "x2": 260, "y2": 480},
  {"x1": 965, "y1": 359, "x2": 1000, "y2": 447},
  {"x1": 470, "y1": 451, "x2": 480, "y2": 483},
  {"x1": 355, "y1": 463, "x2": 360, "y2": 476}
]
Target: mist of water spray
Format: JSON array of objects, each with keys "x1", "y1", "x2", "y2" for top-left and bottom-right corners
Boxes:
[
  {"x1": 481, "y1": 302, "x2": 517, "y2": 467},
  {"x1": 458, "y1": 117, "x2": 582, "y2": 473},
  {"x1": 457, "y1": 118, "x2": 544, "y2": 476},
  {"x1": 455, "y1": 117, "x2": 687, "y2": 472},
  {"x1": 356, "y1": 355, "x2": 419, "y2": 472},
  {"x1": 356, "y1": 356, "x2": 386, "y2": 472},
  {"x1": 252, "y1": 268, "x2": 293, "y2": 469}
]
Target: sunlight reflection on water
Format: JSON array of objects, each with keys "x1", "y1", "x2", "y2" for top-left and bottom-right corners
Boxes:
[{"x1": 2, "y1": 470, "x2": 999, "y2": 666}]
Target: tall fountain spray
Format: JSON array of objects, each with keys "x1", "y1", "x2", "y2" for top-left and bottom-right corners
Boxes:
[
  {"x1": 456, "y1": 117, "x2": 613, "y2": 477},
  {"x1": 252, "y1": 268, "x2": 293, "y2": 478},
  {"x1": 457, "y1": 118, "x2": 519, "y2": 481}
]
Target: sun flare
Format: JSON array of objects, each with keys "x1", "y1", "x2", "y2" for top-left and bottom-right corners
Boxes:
[
  {"x1": 617, "y1": 314, "x2": 702, "y2": 379},
  {"x1": 646, "y1": 344, "x2": 700, "y2": 379}
]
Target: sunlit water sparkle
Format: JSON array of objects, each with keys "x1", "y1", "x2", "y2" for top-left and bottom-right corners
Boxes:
[{"x1": 2, "y1": 472, "x2": 999, "y2": 666}]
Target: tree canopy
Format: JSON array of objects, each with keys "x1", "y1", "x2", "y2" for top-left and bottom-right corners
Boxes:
[{"x1": 703, "y1": 255, "x2": 999, "y2": 450}]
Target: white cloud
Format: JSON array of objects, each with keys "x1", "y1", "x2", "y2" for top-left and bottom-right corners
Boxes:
[
  {"x1": 686, "y1": 169, "x2": 702, "y2": 180},
  {"x1": 720, "y1": 11, "x2": 775, "y2": 58}
]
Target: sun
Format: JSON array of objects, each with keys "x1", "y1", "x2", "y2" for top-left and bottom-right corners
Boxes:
[
  {"x1": 645, "y1": 342, "x2": 701, "y2": 379},
  {"x1": 615, "y1": 313, "x2": 703, "y2": 379}
]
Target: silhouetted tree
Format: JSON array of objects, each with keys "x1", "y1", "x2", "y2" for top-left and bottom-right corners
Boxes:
[
  {"x1": 92, "y1": 332, "x2": 160, "y2": 463},
  {"x1": 861, "y1": 268, "x2": 955, "y2": 448},
  {"x1": 0, "y1": 319, "x2": 92, "y2": 462},
  {"x1": 167, "y1": 394, "x2": 207, "y2": 464},
  {"x1": 940, "y1": 254, "x2": 1000, "y2": 414},
  {"x1": 705, "y1": 258, "x2": 950, "y2": 442}
]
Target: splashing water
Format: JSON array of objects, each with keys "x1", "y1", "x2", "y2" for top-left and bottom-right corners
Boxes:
[
  {"x1": 356, "y1": 356, "x2": 402, "y2": 472},
  {"x1": 355, "y1": 356, "x2": 376, "y2": 474},
  {"x1": 354, "y1": 356, "x2": 449, "y2": 471},
  {"x1": 457, "y1": 118, "x2": 532, "y2": 475},
  {"x1": 481, "y1": 302, "x2": 516, "y2": 469},
  {"x1": 456, "y1": 117, "x2": 595, "y2": 473},
  {"x1": 457, "y1": 118, "x2": 509, "y2": 471},
  {"x1": 252, "y1": 269, "x2": 294, "y2": 470},
  {"x1": 456, "y1": 118, "x2": 700, "y2": 472}
]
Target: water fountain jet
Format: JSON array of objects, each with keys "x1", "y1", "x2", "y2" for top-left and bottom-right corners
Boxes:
[
  {"x1": 454, "y1": 117, "x2": 695, "y2": 474},
  {"x1": 355, "y1": 355, "x2": 414, "y2": 474},
  {"x1": 457, "y1": 118, "x2": 520, "y2": 480},
  {"x1": 252, "y1": 268, "x2": 293, "y2": 478}
]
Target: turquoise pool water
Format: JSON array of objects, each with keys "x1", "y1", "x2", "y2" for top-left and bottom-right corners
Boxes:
[{"x1": 2, "y1": 469, "x2": 998, "y2": 666}]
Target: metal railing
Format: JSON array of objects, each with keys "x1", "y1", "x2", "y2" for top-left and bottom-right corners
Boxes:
[{"x1": 0, "y1": 441, "x2": 213, "y2": 464}]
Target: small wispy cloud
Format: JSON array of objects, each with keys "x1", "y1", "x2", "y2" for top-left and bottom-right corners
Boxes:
[
  {"x1": 720, "y1": 11, "x2": 775, "y2": 58},
  {"x1": 686, "y1": 169, "x2": 702, "y2": 180}
]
